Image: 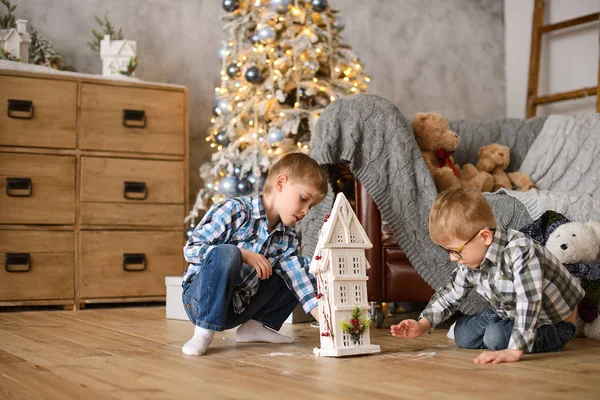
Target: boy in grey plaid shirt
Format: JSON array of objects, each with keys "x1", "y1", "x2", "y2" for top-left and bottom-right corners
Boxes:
[
  {"x1": 391, "y1": 188, "x2": 584, "y2": 364},
  {"x1": 181, "y1": 153, "x2": 328, "y2": 356}
]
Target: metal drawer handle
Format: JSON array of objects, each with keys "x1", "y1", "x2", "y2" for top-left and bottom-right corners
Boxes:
[
  {"x1": 6, "y1": 178, "x2": 32, "y2": 197},
  {"x1": 123, "y1": 253, "x2": 146, "y2": 272},
  {"x1": 7, "y1": 99, "x2": 34, "y2": 119},
  {"x1": 123, "y1": 181, "x2": 147, "y2": 200},
  {"x1": 122, "y1": 109, "x2": 146, "y2": 128},
  {"x1": 5, "y1": 253, "x2": 31, "y2": 273}
]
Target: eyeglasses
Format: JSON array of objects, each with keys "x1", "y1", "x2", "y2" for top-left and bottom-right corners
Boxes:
[{"x1": 440, "y1": 228, "x2": 495, "y2": 260}]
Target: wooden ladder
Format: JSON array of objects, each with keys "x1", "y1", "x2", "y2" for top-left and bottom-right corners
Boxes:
[{"x1": 526, "y1": 0, "x2": 600, "y2": 117}]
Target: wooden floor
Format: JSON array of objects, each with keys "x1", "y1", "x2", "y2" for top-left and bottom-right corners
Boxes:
[{"x1": 1, "y1": 307, "x2": 599, "y2": 400}]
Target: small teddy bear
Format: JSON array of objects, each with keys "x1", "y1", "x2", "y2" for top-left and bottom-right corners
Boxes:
[
  {"x1": 476, "y1": 144, "x2": 536, "y2": 192},
  {"x1": 412, "y1": 112, "x2": 462, "y2": 192},
  {"x1": 412, "y1": 112, "x2": 492, "y2": 192},
  {"x1": 545, "y1": 220, "x2": 600, "y2": 341}
]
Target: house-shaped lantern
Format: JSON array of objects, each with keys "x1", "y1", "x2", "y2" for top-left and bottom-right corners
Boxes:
[
  {"x1": 100, "y1": 34, "x2": 137, "y2": 77},
  {"x1": 309, "y1": 192, "x2": 380, "y2": 357},
  {"x1": 0, "y1": 19, "x2": 31, "y2": 63}
]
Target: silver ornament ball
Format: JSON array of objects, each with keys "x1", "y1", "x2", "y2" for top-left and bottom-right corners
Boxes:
[
  {"x1": 332, "y1": 16, "x2": 345, "y2": 30},
  {"x1": 257, "y1": 26, "x2": 276, "y2": 44},
  {"x1": 270, "y1": 0, "x2": 291, "y2": 13},
  {"x1": 219, "y1": 175, "x2": 238, "y2": 197},
  {"x1": 267, "y1": 128, "x2": 285, "y2": 145},
  {"x1": 217, "y1": 44, "x2": 230, "y2": 60},
  {"x1": 214, "y1": 131, "x2": 230, "y2": 146}
]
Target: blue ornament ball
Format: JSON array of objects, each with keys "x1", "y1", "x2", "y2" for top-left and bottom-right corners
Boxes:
[
  {"x1": 222, "y1": 0, "x2": 239, "y2": 12},
  {"x1": 311, "y1": 0, "x2": 328, "y2": 12},
  {"x1": 214, "y1": 131, "x2": 230, "y2": 146},
  {"x1": 236, "y1": 178, "x2": 253, "y2": 195},
  {"x1": 219, "y1": 175, "x2": 238, "y2": 197},
  {"x1": 226, "y1": 62, "x2": 239, "y2": 78},
  {"x1": 267, "y1": 128, "x2": 285, "y2": 145},
  {"x1": 270, "y1": 0, "x2": 291, "y2": 13},
  {"x1": 257, "y1": 26, "x2": 276, "y2": 44},
  {"x1": 245, "y1": 66, "x2": 262, "y2": 84}
]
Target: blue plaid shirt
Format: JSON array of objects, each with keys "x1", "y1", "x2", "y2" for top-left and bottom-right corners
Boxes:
[{"x1": 182, "y1": 195, "x2": 317, "y2": 314}]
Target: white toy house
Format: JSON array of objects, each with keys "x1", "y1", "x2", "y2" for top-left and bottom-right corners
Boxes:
[
  {"x1": 309, "y1": 193, "x2": 380, "y2": 357},
  {"x1": 100, "y1": 34, "x2": 137, "y2": 77},
  {"x1": 0, "y1": 19, "x2": 31, "y2": 63}
]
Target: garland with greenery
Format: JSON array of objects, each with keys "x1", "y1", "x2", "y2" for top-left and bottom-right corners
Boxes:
[{"x1": 340, "y1": 306, "x2": 371, "y2": 345}]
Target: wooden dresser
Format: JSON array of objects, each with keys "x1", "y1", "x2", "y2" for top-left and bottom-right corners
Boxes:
[{"x1": 0, "y1": 66, "x2": 188, "y2": 309}]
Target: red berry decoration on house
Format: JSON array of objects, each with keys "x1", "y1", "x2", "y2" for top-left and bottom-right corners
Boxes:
[
  {"x1": 321, "y1": 332, "x2": 330, "y2": 337},
  {"x1": 315, "y1": 255, "x2": 322, "y2": 260},
  {"x1": 316, "y1": 293, "x2": 323, "y2": 299}
]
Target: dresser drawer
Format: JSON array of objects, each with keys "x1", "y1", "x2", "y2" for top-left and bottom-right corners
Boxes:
[
  {"x1": 81, "y1": 157, "x2": 184, "y2": 203},
  {"x1": 0, "y1": 76, "x2": 77, "y2": 149},
  {"x1": 0, "y1": 153, "x2": 76, "y2": 224},
  {"x1": 79, "y1": 84, "x2": 185, "y2": 154},
  {"x1": 0, "y1": 230, "x2": 74, "y2": 301},
  {"x1": 80, "y1": 230, "x2": 183, "y2": 298}
]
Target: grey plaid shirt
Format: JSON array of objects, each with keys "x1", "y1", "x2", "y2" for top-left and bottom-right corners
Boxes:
[{"x1": 420, "y1": 226, "x2": 584, "y2": 352}]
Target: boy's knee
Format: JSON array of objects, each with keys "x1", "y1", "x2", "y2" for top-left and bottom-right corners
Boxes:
[
  {"x1": 483, "y1": 324, "x2": 510, "y2": 351},
  {"x1": 454, "y1": 330, "x2": 483, "y2": 349},
  {"x1": 209, "y1": 244, "x2": 242, "y2": 267}
]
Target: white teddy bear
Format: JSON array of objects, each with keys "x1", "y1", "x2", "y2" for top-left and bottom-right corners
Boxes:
[{"x1": 545, "y1": 220, "x2": 600, "y2": 341}]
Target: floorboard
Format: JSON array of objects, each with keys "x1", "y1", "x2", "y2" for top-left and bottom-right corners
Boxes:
[{"x1": 1, "y1": 306, "x2": 599, "y2": 399}]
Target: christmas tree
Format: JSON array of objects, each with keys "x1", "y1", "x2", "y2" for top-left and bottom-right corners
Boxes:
[{"x1": 186, "y1": 0, "x2": 369, "y2": 228}]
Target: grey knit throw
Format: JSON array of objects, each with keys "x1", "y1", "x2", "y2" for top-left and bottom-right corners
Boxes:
[{"x1": 299, "y1": 94, "x2": 533, "y2": 315}]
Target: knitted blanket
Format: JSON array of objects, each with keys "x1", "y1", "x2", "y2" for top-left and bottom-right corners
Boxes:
[
  {"x1": 501, "y1": 114, "x2": 600, "y2": 222},
  {"x1": 299, "y1": 94, "x2": 533, "y2": 315}
]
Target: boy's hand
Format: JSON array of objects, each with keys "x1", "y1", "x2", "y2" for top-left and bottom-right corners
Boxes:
[
  {"x1": 241, "y1": 250, "x2": 272, "y2": 280},
  {"x1": 473, "y1": 349, "x2": 523, "y2": 364},
  {"x1": 390, "y1": 319, "x2": 427, "y2": 339}
]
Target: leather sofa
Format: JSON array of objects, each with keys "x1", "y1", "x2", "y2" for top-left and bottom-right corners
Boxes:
[{"x1": 354, "y1": 179, "x2": 435, "y2": 327}]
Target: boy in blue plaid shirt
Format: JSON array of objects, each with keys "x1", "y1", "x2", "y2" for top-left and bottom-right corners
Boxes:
[
  {"x1": 181, "y1": 152, "x2": 328, "y2": 356},
  {"x1": 391, "y1": 188, "x2": 584, "y2": 364}
]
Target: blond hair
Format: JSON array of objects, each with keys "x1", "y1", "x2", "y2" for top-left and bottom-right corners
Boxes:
[
  {"x1": 429, "y1": 187, "x2": 496, "y2": 245},
  {"x1": 262, "y1": 152, "x2": 328, "y2": 198}
]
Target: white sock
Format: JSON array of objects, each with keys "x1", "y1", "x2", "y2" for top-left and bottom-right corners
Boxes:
[
  {"x1": 235, "y1": 319, "x2": 294, "y2": 343},
  {"x1": 447, "y1": 322, "x2": 456, "y2": 340},
  {"x1": 182, "y1": 325, "x2": 215, "y2": 356}
]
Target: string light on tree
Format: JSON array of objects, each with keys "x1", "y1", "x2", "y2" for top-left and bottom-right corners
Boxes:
[{"x1": 185, "y1": 0, "x2": 370, "y2": 226}]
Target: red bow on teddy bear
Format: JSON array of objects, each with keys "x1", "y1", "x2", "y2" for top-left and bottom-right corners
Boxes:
[{"x1": 434, "y1": 148, "x2": 459, "y2": 177}]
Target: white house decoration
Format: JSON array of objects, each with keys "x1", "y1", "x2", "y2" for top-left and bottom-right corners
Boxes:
[
  {"x1": 309, "y1": 192, "x2": 380, "y2": 357},
  {"x1": 0, "y1": 19, "x2": 31, "y2": 63},
  {"x1": 100, "y1": 34, "x2": 137, "y2": 77}
]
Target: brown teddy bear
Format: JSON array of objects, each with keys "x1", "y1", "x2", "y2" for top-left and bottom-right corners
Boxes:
[
  {"x1": 476, "y1": 144, "x2": 536, "y2": 191},
  {"x1": 412, "y1": 112, "x2": 493, "y2": 192}
]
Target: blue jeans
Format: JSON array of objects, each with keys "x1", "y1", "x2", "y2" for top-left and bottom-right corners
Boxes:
[
  {"x1": 454, "y1": 309, "x2": 576, "y2": 353},
  {"x1": 182, "y1": 244, "x2": 298, "y2": 332}
]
